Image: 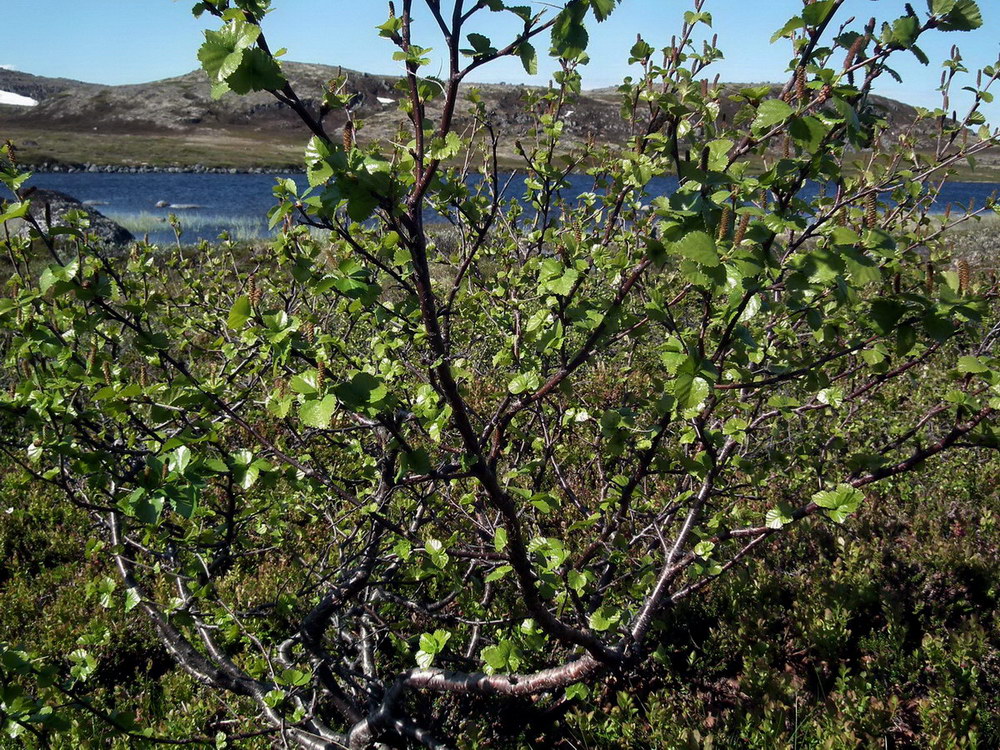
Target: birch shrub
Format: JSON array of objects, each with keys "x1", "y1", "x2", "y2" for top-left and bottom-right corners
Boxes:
[{"x1": 2, "y1": 0, "x2": 1000, "y2": 747}]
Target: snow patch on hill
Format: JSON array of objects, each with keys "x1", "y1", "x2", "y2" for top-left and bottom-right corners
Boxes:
[{"x1": 0, "y1": 90, "x2": 38, "y2": 106}]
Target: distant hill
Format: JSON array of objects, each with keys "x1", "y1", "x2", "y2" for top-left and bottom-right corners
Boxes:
[{"x1": 0, "y1": 62, "x2": 982, "y2": 172}]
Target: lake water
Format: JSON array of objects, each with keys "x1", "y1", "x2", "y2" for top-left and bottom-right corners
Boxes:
[{"x1": 23, "y1": 171, "x2": 1000, "y2": 245}]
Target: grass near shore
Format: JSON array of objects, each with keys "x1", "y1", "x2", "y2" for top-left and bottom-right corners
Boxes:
[
  {"x1": 8, "y1": 126, "x2": 1000, "y2": 182},
  {"x1": 5, "y1": 127, "x2": 305, "y2": 170},
  {"x1": 106, "y1": 211, "x2": 266, "y2": 243}
]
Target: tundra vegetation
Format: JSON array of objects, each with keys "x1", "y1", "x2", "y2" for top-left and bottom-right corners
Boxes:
[{"x1": 2, "y1": 0, "x2": 1000, "y2": 748}]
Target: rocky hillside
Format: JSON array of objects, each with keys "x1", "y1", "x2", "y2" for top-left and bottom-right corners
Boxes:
[
  {"x1": 0, "y1": 63, "x2": 629, "y2": 146},
  {"x1": 0, "y1": 63, "x2": 979, "y2": 171}
]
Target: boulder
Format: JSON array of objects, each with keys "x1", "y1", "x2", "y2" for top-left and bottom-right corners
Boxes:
[{"x1": 6, "y1": 188, "x2": 134, "y2": 247}]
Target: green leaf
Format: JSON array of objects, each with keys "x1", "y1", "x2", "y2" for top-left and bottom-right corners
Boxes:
[
  {"x1": 518, "y1": 41, "x2": 538, "y2": 75},
  {"x1": 789, "y1": 115, "x2": 827, "y2": 151},
  {"x1": 957, "y1": 355, "x2": 989, "y2": 374},
  {"x1": 567, "y1": 570, "x2": 587, "y2": 593},
  {"x1": 300, "y1": 395, "x2": 338, "y2": 429},
  {"x1": 817, "y1": 387, "x2": 844, "y2": 409},
  {"x1": 226, "y1": 48, "x2": 286, "y2": 94},
  {"x1": 227, "y1": 296, "x2": 252, "y2": 329},
  {"x1": 551, "y1": 2, "x2": 589, "y2": 58},
  {"x1": 937, "y1": 0, "x2": 982, "y2": 31},
  {"x1": 870, "y1": 299, "x2": 906, "y2": 334},
  {"x1": 812, "y1": 484, "x2": 864, "y2": 523},
  {"x1": 334, "y1": 372, "x2": 387, "y2": 410},
  {"x1": 508, "y1": 371, "x2": 540, "y2": 395},
  {"x1": 802, "y1": 0, "x2": 836, "y2": 26},
  {"x1": 485, "y1": 565, "x2": 512, "y2": 582},
  {"x1": 771, "y1": 15, "x2": 805, "y2": 43},
  {"x1": 464, "y1": 33, "x2": 496, "y2": 57},
  {"x1": 169, "y1": 446, "x2": 192, "y2": 474},
  {"x1": 766, "y1": 505, "x2": 794, "y2": 529},
  {"x1": 588, "y1": 605, "x2": 622, "y2": 632},
  {"x1": 280, "y1": 668, "x2": 311, "y2": 687},
  {"x1": 416, "y1": 630, "x2": 451, "y2": 668},
  {"x1": 670, "y1": 231, "x2": 719, "y2": 267},
  {"x1": 753, "y1": 99, "x2": 794, "y2": 132},
  {"x1": 428, "y1": 132, "x2": 463, "y2": 161},
  {"x1": 0, "y1": 200, "x2": 29, "y2": 224},
  {"x1": 891, "y1": 15, "x2": 920, "y2": 48},
  {"x1": 134, "y1": 494, "x2": 164, "y2": 525},
  {"x1": 694, "y1": 540, "x2": 715, "y2": 559},
  {"x1": 289, "y1": 372, "x2": 319, "y2": 396},
  {"x1": 928, "y1": 0, "x2": 957, "y2": 13},
  {"x1": 481, "y1": 641, "x2": 522, "y2": 672},
  {"x1": 198, "y1": 21, "x2": 260, "y2": 82},
  {"x1": 494, "y1": 527, "x2": 508, "y2": 551},
  {"x1": 589, "y1": 0, "x2": 617, "y2": 22},
  {"x1": 414, "y1": 649, "x2": 435, "y2": 669},
  {"x1": 172, "y1": 487, "x2": 198, "y2": 520}
]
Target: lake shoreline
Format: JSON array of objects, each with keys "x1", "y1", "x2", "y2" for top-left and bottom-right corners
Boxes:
[
  {"x1": 24, "y1": 161, "x2": 1000, "y2": 184},
  {"x1": 26, "y1": 163, "x2": 303, "y2": 175}
]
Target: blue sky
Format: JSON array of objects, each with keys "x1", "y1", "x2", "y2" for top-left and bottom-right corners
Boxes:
[{"x1": 4, "y1": 1, "x2": 999, "y2": 121}]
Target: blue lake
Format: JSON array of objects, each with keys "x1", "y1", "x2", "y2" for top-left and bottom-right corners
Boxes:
[{"x1": 24, "y1": 171, "x2": 1000, "y2": 245}]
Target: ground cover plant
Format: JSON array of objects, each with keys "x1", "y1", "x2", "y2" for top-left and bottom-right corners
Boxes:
[{"x1": 2, "y1": 0, "x2": 1000, "y2": 747}]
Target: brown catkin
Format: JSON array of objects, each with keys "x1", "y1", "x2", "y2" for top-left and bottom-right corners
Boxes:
[
  {"x1": 103, "y1": 362, "x2": 112, "y2": 382},
  {"x1": 795, "y1": 67, "x2": 806, "y2": 102},
  {"x1": 958, "y1": 259, "x2": 970, "y2": 293},
  {"x1": 343, "y1": 120, "x2": 355, "y2": 151},
  {"x1": 86, "y1": 345, "x2": 97, "y2": 373},
  {"x1": 783, "y1": 135, "x2": 792, "y2": 159},
  {"x1": 926, "y1": 261, "x2": 935, "y2": 295},
  {"x1": 734, "y1": 213, "x2": 751, "y2": 245},
  {"x1": 139, "y1": 364, "x2": 149, "y2": 389},
  {"x1": 865, "y1": 193, "x2": 877, "y2": 229},
  {"x1": 316, "y1": 360, "x2": 326, "y2": 393},
  {"x1": 893, "y1": 272, "x2": 902, "y2": 295},
  {"x1": 845, "y1": 35, "x2": 866, "y2": 70},
  {"x1": 717, "y1": 205, "x2": 731, "y2": 242},
  {"x1": 701, "y1": 78, "x2": 709, "y2": 98},
  {"x1": 275, "y1": 378, "x2": 287, "y2": 398},
  {"x1": 302, "y1": 321, "x2": 315, "y2": 343},
  {"x1": 248, "y1": 274, "x2": 262, "y2": 307}
]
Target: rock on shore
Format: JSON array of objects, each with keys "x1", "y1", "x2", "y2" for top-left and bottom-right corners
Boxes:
[{"x1": 8, "y1": 188, "x2": 134, "y2": 246}]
